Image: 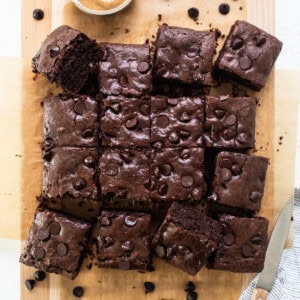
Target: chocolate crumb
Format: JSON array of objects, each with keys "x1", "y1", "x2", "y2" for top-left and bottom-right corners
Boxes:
[
  {"x1": 124, "y1": 29, "x2": 130, "y2": 34},
  {"x1": 158, "y1": 14, "x2": 162, "y2": 21},
  {"x1": 239, "y1": 6, "x2": 243, "y2": 10}
]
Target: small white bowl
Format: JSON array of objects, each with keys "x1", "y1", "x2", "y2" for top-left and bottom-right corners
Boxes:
[{"x1": 72, "y1": 0, "x2": 132, "y2": 16}]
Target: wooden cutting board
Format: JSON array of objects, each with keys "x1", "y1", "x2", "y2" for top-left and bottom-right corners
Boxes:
[{"x1": 5, "y1": 0, "x2": 296, "y2": 299}]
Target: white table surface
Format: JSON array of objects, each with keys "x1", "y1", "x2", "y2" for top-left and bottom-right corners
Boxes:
[{"x1": 0, "y1": 1, "x2": 299, "y2": 299}]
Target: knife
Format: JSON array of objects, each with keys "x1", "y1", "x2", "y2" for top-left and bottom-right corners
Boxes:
[{"x1": 251, "y1": 196, "x2": 293, "y2": 300}]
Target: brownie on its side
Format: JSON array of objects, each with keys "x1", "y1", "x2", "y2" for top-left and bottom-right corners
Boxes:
[
  {"x1": 149, "y1": 148, "x2": 206, "y2": 202},
  {"x1": 150, "y1": 96, "x2": 205, "y2": 148},
  {"x1": 98, "y1": 43, "x2": 152, "y2": 97},
  {"x1": 153, "y1": 24, "x2": 216, "y2": 87},
  {"x1": 204, "y1": 96, "x2": 256, "y2": 149},
  {"x1": 97, "y1": 210, "x2": 151, "y2": 271},
  {"x1": 152, "y1": 202, "x2": 221, "y2": 275},
  {"x1": 210, "y1": 151, "x2": 269, "y2": 212},
  {"x1": 101, "y1": 96, "x2": 150, "y2": 149},
  {"x1": 42, "y1": 147, "x2": 100, "y2": 219},
  {"x1": 210, "y1": 214, "x2": 269, "y2": 272},
  {"x1": 214, "y1": 20, "x2": 282, "y2": 91},
  {"x1": 32, "y1": 25, "x2": 101, "y2": 93},
  {"x1": 20, "y1": 208, "x2": 92, "y2": 279},
  {"x1": 43, "y1": 94, "x2": 99, "y2": 149}
]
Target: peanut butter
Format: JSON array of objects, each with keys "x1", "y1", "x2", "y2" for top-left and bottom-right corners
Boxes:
[{"x1": 79, "y1": 0, "x2": 126, "y2": 11}]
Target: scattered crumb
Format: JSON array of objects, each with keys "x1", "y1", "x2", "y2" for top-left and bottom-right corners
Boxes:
[
  {"x1": 291, "y1": 216, "x2": 294, "y2": 221},
  {"x1": 158, "y1": 14, "x2": 162, "y2": 21},
  {"x1": 110, "y1": 32, "x2": 114, "y2": 35},
  {"x1": 15, "y1": 154, "x2": 22, "y2": 158},
  {"x1": 239, "y1": 6, "x2": 243, "y2": 10},
  {"x1": 277, "y1": 149, "x2": 279, "y2": 152},
  {"x1": 145, "y1": 38, "x2": 149, "y2": 44},
  {"x1": 132, "y1": 286, "x2": 136, "y2": 289},
  {"x1": 279, "y1": 142, "x2": 282, "y2": 145},
  {"x1": 124, "y1": 29, "x2": 130, "y2": 34},
  {"x1": 209, "y1": 23, "x2": 212, "y2": 27},
  {"x1": 215, "y1": 28, "x2": 222, "y2": 39},
  {"x1": 86, "y1": 263, "x2": 93, "y2": 270},
  {"x1": 152, "y1": 35, "x2": 156, "y2": 39},
  {"x1": 279, "y1": 136, "x2": 283, "y2": 140},
  {"x1": 196, "y1": 21, "x2": 200, "y2": 25},
  {"x1": 221, "y1": 34, "x2": 226, "y2": 39}
]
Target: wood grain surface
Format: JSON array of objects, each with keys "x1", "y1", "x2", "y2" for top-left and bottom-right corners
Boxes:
[{"x1": 14, "y1": 0, "x2": 298, "y2": 299}]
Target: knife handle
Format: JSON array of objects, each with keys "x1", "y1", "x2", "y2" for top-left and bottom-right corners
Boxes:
[{"x1": 251, "y1": 288, "x2": 269, "y2": 300}]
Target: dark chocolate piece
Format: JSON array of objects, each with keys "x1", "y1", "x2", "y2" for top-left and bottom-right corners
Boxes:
[
  {"x1": 73, "y1": 286, "x2": 84, "y2": 297},
  {"x1": 188, "y1": 8, "x2": 199, "y2": 19},
  {"x1": 144, "y1": 282, "x2": 155, "y2": 294},
  {"x1": 25, "y1": 279, "x2": 36, "y2": 291},
  {"x1": 219, "y1": 3, "x2": 230, "y2": 15},
  {"x1": 33, "y1": 9, "x2": 44, "y2": 20},
  {"x1": 34, "y1": 270, "x2": 46, "y2": 281},
  {"x1": 185, "y1": 281, "x2": 196, "y2": 292}
]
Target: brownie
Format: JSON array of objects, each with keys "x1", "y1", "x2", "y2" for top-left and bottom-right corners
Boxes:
[
  {"x1": 153, "y1": 24, "x2": 216, "y2": 87},
  {"x1": 97, "y1": 210, "x2": 151, "y2": 271},
  {"x1": 214, "y1": 20, "x2": 282, "y2": 91},
  {"x1": 210, "y1": 214, "x2": 269, "y2": 272},
  {"x1": 42, "y1": 147, "x2": 100, "y2": 219},
  {"x1": 20, "y1": 208, "x2": 92, "y2": 279},
  {"x1": 101, "y1": 96, "x2": 150, "y2": 148},
  {"x1": 204, "y1": 96, "x2": 256, "y2": 149},
  {"x1": 210, "y1": 151, "x2": 269, "y2": 211},
  {"x1": 149, "y1": 148, "x2": 206, "y2": 201},
  {"x1": 99, "y1": 149, "x2": 150, "y2": 203},
  {"x1": 98, "y1": 43, "x2": 152, "y2": 97},
  {"x1": 152, "y1": 202, "x2": 221, "y2": 275},
  {"x1": 150, "y1": 96, "x2": 205, "y2": 148},
  {"x1": 32, "y1": 25, "x2": 101, "y2": 93},
  {"x1": 43, "y1": 95, "x2": 99, "y2": 149}
]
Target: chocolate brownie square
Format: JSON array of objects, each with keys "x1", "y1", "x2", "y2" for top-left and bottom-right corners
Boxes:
[
  {"x1": 210, "y1": 214, "x2": 269, "y2": 272},
  {"x1": 98, "y1": 43, "x2": 152, "y2": 97},
  {"x1": 97, "y1": 210, "x2": 151, "y2": 271},
  {"x1": 153, "y1": 24, "x2": 216, "y2": 87},
  {"x1": 214, "y1": 20, "x2": 282, "y2": 91},
  {"x1": 42, "y1": 147, "x2": 100, "y2": 219},
  {"x1": 43, "y1": 94, "x2": 99, "y2": 149},
  {"x1": 32, "y1": 25, "x2": 101, "y2": 93},
  {"x1": 204, "y1": 96, "x2": 256, "y2": 149},
  {"x1": 101, "y1": 96, "x2": 150, "y2": 148},
  {"x1": 211, "y1": 151, "x2": 269, "y2": 211},
  {"x1": 99, "y1": 149, "x2": 150, "y2": 203},
  {"x1": 150, "y1": 96, "x2": 205, "y2": 148},
  {"x1": 152, "y1": 202, "x2": 221, "y2": 275},
  {"x1": 20, "y1": 208, "x2": 92, "y2": 279},
  {"x1": 149, "y1": 148, "x2": 206, "y2": 201}
]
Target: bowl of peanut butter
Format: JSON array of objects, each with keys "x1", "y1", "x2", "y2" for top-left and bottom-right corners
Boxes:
[{"x1": 72, "y1": 0, "x2": 132, "y2": 15}]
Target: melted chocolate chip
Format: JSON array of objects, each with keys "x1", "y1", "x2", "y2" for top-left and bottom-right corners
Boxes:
[
  {"x1": 49, "y1": 45, "x2": 60, "y2": 58},
  {"x1": 33, "y1": 247, "x2": 45, "y2": 260},
  {"x1": 122, "y1": 241, "x2": 134, "y2": 251},
  {"x1": 140, "y1": 104, "x2": 150, "y2": 115},
  {"x1": 118, "y1": 259, "x2": 131, "y2": 270},
  {"x1": 109, "y1": 68, "x2": 117, "y2": 78},
  {"x1": 84, "y1": 156, "x2": 95, "y2": 168},
  {"x1": 180, "y1": 130, "x2": 191, "y2": 139},
  {"x1": 56, "y1": 243, "x2": 68, "y2": 257},
  {"x1": 232, "y1": 37, "x2": 244, "y2": 50},
  {"x1": 120, "y1": 75, "x2": 129, "y2": 87},
  {"x1": 221, "y1": 168, "x2": 232, "y2": 181},
  {"x1": 48, "y1": 222, "x2": 61, "y2": 235},
  {"x1": 255, "y1": 35, "x2": 266, "y2": 47},
  {"x1": 137, "y1": 61, "x2": 150, "y2": 74},
  {"x1": 180, "y1": 112, "x2": 191, "y2": 123},
  {"x1": 237, "y1": 132, "x2": 248, "y2": 143},
  {"x1": 33, "y1": 9, "x2": 44, "y2": 20},
  {"x1": 223, "y1": 233, "x2": 235, "y2": 246},
  {"x1": 159, "y1": 164, "x2": 172, "y2": 176},
  {"x1": 250, "y1": 191, "x2": 262, "y2": 203},
  {"x1": 124, "y1": 215, "x2": 137, "y2": 227},
  {"x1": 82, "y1": 129, "x2": 94, "y2": 139},
  {"x1": 168, "y1": 132, "x2": 180, "y2": 144},
  {"x1": 104, "y1": 236, "x2": 114, "y2": 247},
  {"x1": 105, "y1": 164, "x2": 119, "y2": 176},
  {"x1": 155, "y1": 245, "x2": 165, "y2": 258},
  {"x1": 158, "y1": 183, "x2": 168, "y2": 196},
  {"x1": 180, "y1": 149, "x2": 191, "y2": 159},
  {"x1": 251, "y1": 237, "x2": 263, "y2": 245},
  {"x1": 214, "y1": 109, "x2": 226, "y2": 119},
  {"x1": 231, "y1": 164, "x2": 241, "y2": 175},
  {"x1": 110, "y1": 103, "x2": 121, "y2": 114},
  {"x1": 239, "y1": 56, "x2": 252, "y2": 70},
  {"x1": 181, "y1": 175, "x2": 194, "y2": 188},
  {"x1": 187, "y1": 7, "x2": 199, "y2": 19},
  {"x1": 37, "y1": 229, "x2": 50, "y2": 241},
  {"x1": 73, "y1": 177, "x2": 87, "y2": 190},
  {"x1": 241, "y1": 244, "x2": 253, "y2": 257},
  {"x1": 219, "y1": 3, "x2": 230, "y2": 15},
  {"x1": 74, "y1": 101, "x2": 86, "y2": 115},
  {"x1": 156, "y1": 116, "x2": 169, "y2": 128},
  {"x1": 225, "y1": 114, "x2": 237, "y2": 126},
  {"x1": 219, "y1": 158, "x2": 232, "y2": 169},
  {"x1": 125, "y1": 117, "x2": 138, "y2": 130}
]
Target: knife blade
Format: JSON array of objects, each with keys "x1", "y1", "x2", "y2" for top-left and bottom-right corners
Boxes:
[{"x1": 251, "y1": 196, "x2": 293, "y2": 300}]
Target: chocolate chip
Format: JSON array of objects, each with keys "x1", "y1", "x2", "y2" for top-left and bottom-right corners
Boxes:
[
  {"x1": 219, "y1": 158, "x2": 232, "y2": 169},
  {"x1": 104, "y1": 236, "x2": 114, "y2": 247},
  {"x1": 192, "y1": 188, "x2": 202, "y2": 200},
  {"x1": 124, "y1": 215, "x2": 137, "y2": 227},
  {"x1": 144, "y1": 281, "x2": 155, "y2": 294},
  {"x1": 73, "y1": 177, "x2": 86, "y2": 190},
  {"x1": 125, "y1": 117, "x2": 138, "y2": 130},
  {"x1": 180, "y1": 149, "x2": 191, "y2": 159},
  {"x1": 219, "y1": 3, "x2": 230, "y2": 14},
  {"x1": 222, "y1": 128, "x2": 235, "y2": 140},
  {"x1": 44, "y1": 138, "x2": 54, "y2": 151},
  {"x1": 185, "y1": 281, "x2": 196, "y2": 292},
  {"x1": 166, "y1": 247, "x2": 174, "y2": 259},
  {"x1": 56, "y1": 243, "x2": 68, "y2": 257},
  {"x1": 232, "y1": 37, "x2": 244, "y2": 50},
  {"x1": 169, "y1": 132, "x2": 180, "y2": 144},
  {"x1": 25, "y1": 279, "x2": 36, "y2": 291},
  {"x1": 181, "y1": 175, "x2": 194, "y2": 188},
  {"x1": 241, "y1": 244, "x2": 253, "y2": 257},
  {"x1": 177, "y1": 245, "x2": 191, "y2": 254},
  {"x1": 187, "y1": 7, "x2": 199, "y2": 19},
  {"x1": 118, "y1": 259, "x2": 131, "y2": 270},
  {"x1": 48, "y1": 222, "x2": 61, "y2": 235},
  {"x1": 255, "y1": 35, "x2": 266, "y2": 47},
  {"x1": 33, "y1": 247, "x2": 45, "y2": 260},
  {"x1": 137, "y1": 61, "x2": 150, "y2": 73},
  {"x1": 187, "y1": 291, "x2": 198, "y2": 300},
  {"x1": 225, "y1": 114, "x2": 237, "y2": 126},
  {"x1": 33, "y1": 9, "x2": 44, "y2": 20},
  {"x1": 156, "y1": 116, "x2": 169, "y2": 128},
  {"x1": 43, "y1": 150, "x2": 53, "y2": 162},
  {"x1": 73, "y1": 286, "x2": 84, "y2": 298},
  {"x1": 158, "y1": 183, "x2": 168, "y2": 196},
  {"x1": 179, "y1": 112, "x2": 191, "y2": 123},
  {"x1": 221, "y1": 168, "x2": 232, "y2": 181},
  {"x1": 105, "y1": 164, "x2": 119, "y2": 176},
  {"x1": 155, "y1": 245, "x2": 165, "y2": 258},
  {"x1": 84, "y1": 156, "x2": 95, "y2": 168},
  {"x1": 231, "y1": 163, "x2": 241, "y2": 175},
  {"x1": 180, "y1": 130, "x2": 191, "y2": 139},
  {"x1": 74, "y1": 101, "x2": 86, "y2": 115},
  {"x1": 140, "y1": 104, "x2": 150, "y2": 115},
  {"x1": 110, "y1": 82, "x2": 122, "y2": 95},
  {"x1": 110, "y1": 103, "x2": 121, "y2": 114},
  {"x1": 250, "y1": 191, "x2": 262, "y2": 202},
  {"x1": 159, "y1": 164, "x2": 172, "y2": 176},
  {"x1": 109, "y1": 68, "x2": 118, "y2": 78},
  {"x1": 37, "y1": 229, "x2": 50, "y2": 241},
  {"x1": 82, "y1": 129, "x2": 94, "y2": 139},
  {"x1": 34, "y1": 270, "x2": 46, "y2": 281},
  {"x1": 167, "y1": 98, "x2": 179, "y2": 106},
  {"x1": 251, "y1": 237, "x2": 263, "y2": 245},
  {"x1": 49, "y1": 45, "x2": 60, "y2": 58},
  {"x1": 214, "y1": 109, "x2": 226, "y2": 119},
  {"x1": 223, "y1": 233, "x2": 235, "y2": 246},
  {"x1": 120, "y1": 75, "x2": 129, "y2": 87},
  {"x1": 122, "y1": 241, "x2": 134, "y2": 251},
  {"x1": 101, "y1": 216, "x2": 111, "y2": 226},
  {"x1": 237, "y1": 132, "x2": 248, "y2": 143},
  {"x1": 239, "y1": 56, "x2": 252, "y2": 70}
]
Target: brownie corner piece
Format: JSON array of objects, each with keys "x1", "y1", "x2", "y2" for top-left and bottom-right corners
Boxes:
[
  {"x1": 19, "y1": 208, "x2": 92, "y2": 279},
  {"x1": 97, "y1": 210, "x2": 151, "y2": 271},
  {"x1": 214, "y1": 20, "x2": 282, "y2": 91},
  {"x1": 204, "y1": 96, "x2": 256, "y2": 149},
  {"x1": 154, "y1": 24, "x2": 216, "y2": 87},
  {"x1": 98, "y1": 43, "x2": 152, "y2": 97},
  {"x1": 211, "y1": 214, "x2": 269, "y2": 272}
]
